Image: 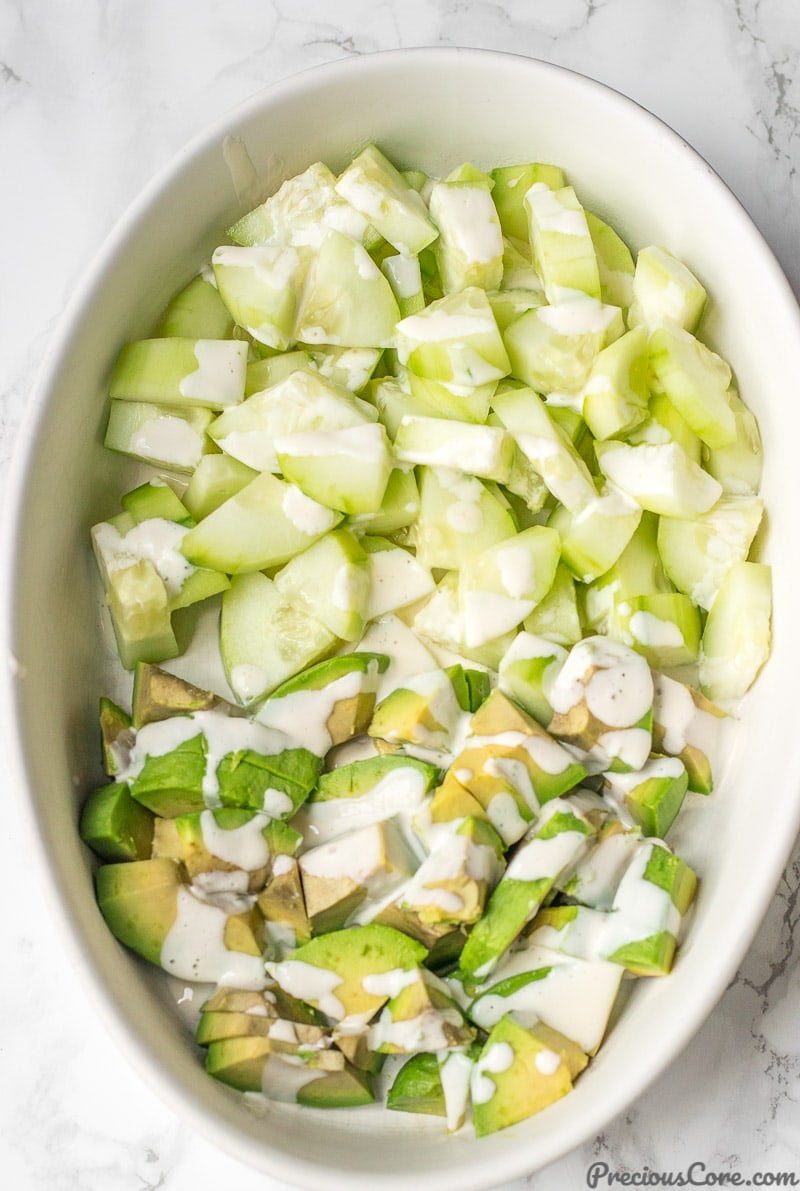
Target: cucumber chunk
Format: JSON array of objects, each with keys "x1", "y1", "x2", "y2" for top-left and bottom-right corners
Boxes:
[
  {"x1": 109, "y1": 338, "x2": 247, "y2": 409},
  {"x1": 698, "y1": 561, "x2": 772, "y2": 702},
  {"x1": 221, "y1": 572, "x2": 337, "y2": 705}
]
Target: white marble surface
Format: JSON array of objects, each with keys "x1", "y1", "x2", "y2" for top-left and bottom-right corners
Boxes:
[{"x1": 2, "y1": 2, "x2": 799, "y2": 1188}]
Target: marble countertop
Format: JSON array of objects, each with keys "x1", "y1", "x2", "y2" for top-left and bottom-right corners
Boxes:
[{"x1": 1, "y1": 2, "x2": 799, "y2": 1188}]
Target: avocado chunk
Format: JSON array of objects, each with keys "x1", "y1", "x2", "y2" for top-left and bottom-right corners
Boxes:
[
  {"x1": 205, "y1": 1036, "x2": 374, "y2": 1104},
  {"x1": 387, "y1": 1052, "x2": 446, "y2": 1116},
  {"x1": 604, "y1": 756, "x2": 689, "y2": 838},
  {"x1": 369, "y1": 969, "x2": 475, "y2": 1054},
  {"x1": 132, "y1": 662, "x2": 237, "y2": 728},
  {"x1": 267, "y1": 924, "x2": 427, "y2": 1021},
  {"x1": 257, "y1": 856, "x2": 312, "y2": 950},
  {"x1": 529, "y1": 840, "x2": 697, "y2": 975},
  {"x1": 95, "y1": 858, "x2": 181, "y2": 965},
  {"x1": 459, "y1": 800, "x2": 595, "y2": 979},
  {"x1": 129, "y1": 732, "x2": 208, "y2": 817},
  {"x1": 466, "y1": 941, "x2": 623, "y2": 1055},
  {"x1": 398, "y1": 817, "x2": 505, "y2": 929},
  {"x1": 202, "y1": 984, "x2": 325, "y2": 1025},
  {"x1": 152, "y1": 807, "x2": 275, "y2": 891},
  {"x1": 298, "y1": 819, "x2": 417, "y2": 934},
  {"x1": 99, "y1": 696, "x2": 134, "y2": 776},
  {"x1": 80, "y1": 781, "x2": 155, "y2": 863},
  {"x1": 651, "y1": 672, "x2": 725, "y2": 794},
  {"x1": 256, "y1": 652, "x2": 390, "y2": 754},
  {"x1": 315, "y1": 754, "x2": 439, "y2": 801},
  {"x1": 368, "y1": 667, "x2": 468, "y2": 755},
  {"x1": 196, "y1": 1010, "x2": 277, "y2": 1045},
  {"x1": 471, "y1": 1014, "x2": 579, "y2": 1136},
  {"x1": 450, "y1": 691, "x2": 586, "y2": 844}
]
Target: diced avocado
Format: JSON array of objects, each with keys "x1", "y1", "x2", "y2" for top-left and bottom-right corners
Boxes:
[
  {"x1": 651, "y1": 672, "x2": 725, "y2": 795},
  {"x1": 80, "y1": 781, "x2": 155, "y2": 863},
  {"x1": 257, "y1": 856, "x2": 312, "y2": 948},
  {"x1": 296, "y1": 1063, "x2": 375, "y2": 1108},
  {"x1": 205, "y1": 1035, "x2": 273, "y2": 1092},
  {"x1": 604, "y1": 757, "x2": 689, "y2": 838},
  {"x1": 369, "y1": 667, "x2": 466, "y2": 755},
  {"x1": 387, "y1": 1052, "x2": 446, "y2": 1116},
  {"x1": 298, "y1": 819, "x2": 417, "y2": 935},
  {"x1": 314, "y1": 754, "x2": 439, "y2": 801},
  {"x1": 398, "y1": 817, "x2": 505, "y2": 928},
  {"x1": 196, "y1": 1010, "x2": 276, "y2": 1045},
  {"x1": 95, "y1": 858, "x2": 181, "y2": 965},
  {"x1": 460, "y1": 802, "x2": 594, "y2": 978},
  {"x1": 201, "y1": 986, "x2": 278, "y2": 1016},
  {"x1": 428, "y1": 772, "x2": 489, "y2": 824},
  {"x1": 132, "y1": 663, "x2": 236, "y2": 728},
  {"x1": 466, "y1": 689, "x2": 587, "y2": 803},
  {"x1": 257, "y1": 653, "x2": 390, "y2": 754},
  {"x1": 370, "y1": 970, "x2": 475, "y2": 1053},
  {"x1": 216, "y1": 746, "x2": 322, "y2": 816},
  {"x1": 129, "y1": 732, "x2": 207, "y2": 817},
  {"x1": 162, "y1": 807, "x2": 273, "y2": 889},
  {"x1": 99, "y1": 696, "x2": 134, "y2": 776},
  {"x1": 267, "y1": 925, "x2": 427, "y2": 1021},
  {"x1": 471, "y1": 1014, "x2": 576, "y2": 1137},
  {"x1": 546, "y1": 637, "x2": 654, "y2": 773}
]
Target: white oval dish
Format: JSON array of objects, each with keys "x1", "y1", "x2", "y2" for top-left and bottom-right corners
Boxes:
[{"x1": 2, "y1": 48, "x2": 799, "y2": 1191}]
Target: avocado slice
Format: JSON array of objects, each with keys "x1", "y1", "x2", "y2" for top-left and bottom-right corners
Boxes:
[
  {"x1": 205, "y1": 1035, "x2": 375, "y2": 1105},
  {"x1": 427, "y1": 773, "x2": 489, "y2": 824},
  {"x1": 215, "y1": 747, "x2": 322, "y2": 816},
  {"x1": 80, "y1": 781, "x2": 155, "y2": 863},
  {"x1": 651, "y1": 672, "x2": 725, "y2": 794},
  {"x1": 267, "y1": 924, "x2": 427, "y2": 1021},
  {"x1": 196, "y1": 1010, "x2": 277, "y2": 1045},
  {"x1": 368, "y1": 667, "x2": 467, "y2": 754},
  {"x1": 471, "y1": 1014, "x2": 577, "y2": 1137}
]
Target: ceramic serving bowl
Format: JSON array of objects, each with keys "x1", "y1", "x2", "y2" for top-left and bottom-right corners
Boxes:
[{"x1": 3, "y1": 47, "x2": 800, "y2": 1191}]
